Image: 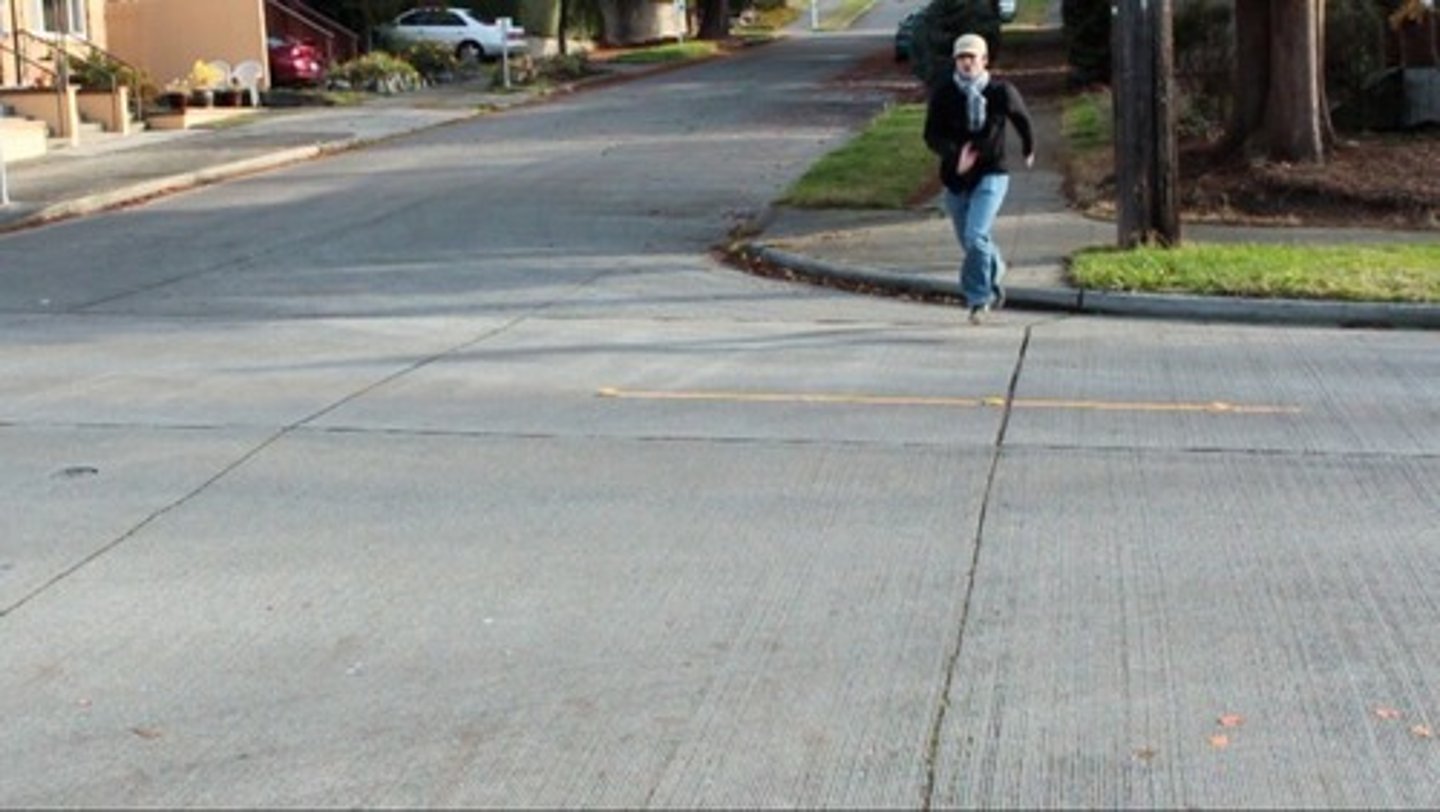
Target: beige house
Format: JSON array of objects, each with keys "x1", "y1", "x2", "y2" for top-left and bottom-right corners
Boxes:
[
  {"x1": 105, "y1": 0, "x2": 269, "y2": 95},
  {"x1": 2, "y1": 2, "x2": 111, "y2": 88},
  {"x1": 3, "y1": 0, "x2": 121, "y2": 158},
  {"x1": 3, "y1": 0, "x2": 353, "y2": 162}
]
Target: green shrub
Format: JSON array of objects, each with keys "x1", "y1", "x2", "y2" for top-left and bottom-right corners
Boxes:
[
  {"x1": 466, "y1": 0, "x2": 524, "y2": 23},
  {"x1": 1172, "y1": 0, "x2": 1232, "y2": 139},
  {"x1": 562, "y1": 0, "x2": 604, "y2": 40},
  {"x1": 1326, "y1": 0, "x2": 1389, "y2": 121},
  {"x1": 398, "y1": 41, "x2": 460, "y2": 81},
  {"x1": 910, "y1": 0, "x2": 1002, "y2": 89},
  {"x1": 1062, "y1": 89, "x2": 1113, "y2": 151},
  {"x1": 1061, "y1": 0, "x2": 1110, "y2": 87},
  {"x1": 68, "y1": 51, "x2": 149, "y2": 94},
  {"x1": 535, "y1": 52, "x2": 597, "y2": 82},
  {"x1": 330, "y1": 51, "x2": 422, "y2": 93}
]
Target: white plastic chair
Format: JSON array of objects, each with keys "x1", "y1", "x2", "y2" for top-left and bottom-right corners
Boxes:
[{"x1": 231, "y1": 60, "x2": 264, "y2": 106}]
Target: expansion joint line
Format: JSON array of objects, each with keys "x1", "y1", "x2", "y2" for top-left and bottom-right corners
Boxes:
[
  {"x1": 0, "y1": 303, "x2": 567, "y2": 621},
  {"x1": 921, "y1": 324, "x2": 1032, "y2": 809},
  {"x1": 0, "y1": 431, "x2": 286, "y2": 619}
]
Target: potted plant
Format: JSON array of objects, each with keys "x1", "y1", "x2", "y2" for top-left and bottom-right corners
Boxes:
[
  {"x1": 161, "y1": 78, "x2": 190, "y2": 111},
  {"x1": 183, "y1": 60, "x2": 226, "y2": 107}
]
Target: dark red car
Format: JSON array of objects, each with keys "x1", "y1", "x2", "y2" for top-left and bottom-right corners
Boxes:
[{"x1": 267, "y1": 36, "x2": 325, "y2": 87}]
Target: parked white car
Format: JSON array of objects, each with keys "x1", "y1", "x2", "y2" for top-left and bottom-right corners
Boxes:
[{"x1": 383, "y1": 6, "x2": 528, "y2": 61}]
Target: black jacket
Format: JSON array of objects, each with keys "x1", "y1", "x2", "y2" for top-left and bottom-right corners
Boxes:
[{"x1": 923, "y1": 77, "x2": 1034, "y2": 193}]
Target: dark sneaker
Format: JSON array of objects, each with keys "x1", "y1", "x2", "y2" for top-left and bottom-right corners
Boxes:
[{"x1": 992, "y1": 283, "x2": 1007, "y2": 311}]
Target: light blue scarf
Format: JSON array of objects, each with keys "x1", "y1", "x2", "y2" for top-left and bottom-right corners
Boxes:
[{"x1": 953, "y1": 70, "x2": 990, "y2": 131}]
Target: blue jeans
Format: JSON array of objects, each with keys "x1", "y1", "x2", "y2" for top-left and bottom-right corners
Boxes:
[{"x1": 942, "y1": 174, "x2": 1009, "y2": 308}]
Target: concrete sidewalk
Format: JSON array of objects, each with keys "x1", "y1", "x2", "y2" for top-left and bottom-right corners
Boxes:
[
  {"x1": 741, "y1": 94, "x2": 1440, "y2": 329},
  {"x1": 0, "y1": 76, "x2": 549, "y2": 232},
  {"x1": 2, "y1": 55, "x2": 1437, "y2": 329}
]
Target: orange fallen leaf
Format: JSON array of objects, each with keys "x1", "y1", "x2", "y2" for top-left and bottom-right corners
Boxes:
[
  {"x1": 1376, "y1": 707, "x2": 1404, "y2": 721},
  {"x1": 1208, "y1": 734, "x2": 1230, "y2": 749},
  {"x1": 1411, "y1": 725, "x2": 1433, "y2": 739},
  {"x1": 1218, "y1": 713, "x2": 1245, "y2": 728}
]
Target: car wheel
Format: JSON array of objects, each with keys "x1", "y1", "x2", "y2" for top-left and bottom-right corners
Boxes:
[{"x1": 456, "y1": 41, "x2": 485, "y2": 62}]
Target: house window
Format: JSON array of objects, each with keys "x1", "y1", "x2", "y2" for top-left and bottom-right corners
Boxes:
[{"x1": 31, "y1": 0, "x2": 87, "y2": 36}]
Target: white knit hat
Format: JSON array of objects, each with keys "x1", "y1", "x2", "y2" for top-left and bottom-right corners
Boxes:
[{"x1": 952, "y1": 33, "x2": 988, "y2": 58}]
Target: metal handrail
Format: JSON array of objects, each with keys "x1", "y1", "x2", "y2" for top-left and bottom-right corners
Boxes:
[
  {"x1": 273, "y1": 0, "x2": 360, "y2": 48},
  {"x1": 265, "y1": 0, "x2": 359, "y2": 63},
  {"x1": 60, "y1": 32, "x2": 148, "y2": 123},
  {"x1": 6, "y1": 28, "x2": 147, "y2": 130},
  {"x1": 2, "y1": 31, "x2": 64, "y2": 137},
  {"x1": 9, "y1": 29, "x2": 60, "y2": 87},
  {"x1": 0, "y1": 37, "x2": 55, "y2": 81}
]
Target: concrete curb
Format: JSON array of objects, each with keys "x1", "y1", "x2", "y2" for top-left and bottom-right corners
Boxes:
[
  {"x1": 0, "y1": 56, "x2": 707, "y2": 236},
  {"x1": 749, "y1": 244, "x2": 1440, "y2": 330},
  {"x1": 0, "y1": 143, "x2": 334, "y2": 234}
]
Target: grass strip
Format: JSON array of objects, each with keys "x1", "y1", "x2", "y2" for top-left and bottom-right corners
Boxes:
[
  {"x1": 609, "y1": 42, "x2": 720, "y2": 64},
  {"x1": 819, "y1": 0, "x2": 878, "y2": 31},
  {"x1": 779, "y1": 103, "x2": 932, "y2": 209},
  {"x1": 1070, "y1": 243, "x2": 1440, "y2": 302}
]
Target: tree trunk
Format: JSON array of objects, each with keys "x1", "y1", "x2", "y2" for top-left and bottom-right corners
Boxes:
[
  {"x1": 1430, "y1": 8, "x2": 1439, "y2": 65},
  {"x1": 1267, "y1": 0, "x2": 1324, "y2": 162},
  {"x1": 1226, "y1": 0, "x2": 1327, "y2": 163},
  {"x1": 1226, "y1": 0, "x2": 1270, "y2": 152},
  {"x1": 1315, "y1": 0, "x2": 1337, "y2": 146},
  {"x1": 559, "y1": 0, "x2": 569, "y2": 55},
  {"x1": 697, "y1": 0, "x2": 730, "y2": 40},
  {"x1": 596, "y1": 0, "x2": 670, "y2": 45}
]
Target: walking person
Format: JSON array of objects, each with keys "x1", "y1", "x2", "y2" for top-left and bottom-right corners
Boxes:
[{"x1": 924, "y1": 32, "x2": 1035, "y2": 324}]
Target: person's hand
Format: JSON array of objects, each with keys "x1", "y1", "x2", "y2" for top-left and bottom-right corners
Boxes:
[
  {"x1": 1025, "y1": 152, "x2": 1035, "y2": 169},
  {"x1": 957, "y1": 143, "x2": 978, "y2": 175}
]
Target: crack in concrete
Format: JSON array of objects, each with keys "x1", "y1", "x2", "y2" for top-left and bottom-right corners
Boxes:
[
  {"x1": 921, "y1": 325, "x2": 1031, "y2": 809},
  {"x1": 0, "y1": 269, "x2": 617, "y2": 619}
]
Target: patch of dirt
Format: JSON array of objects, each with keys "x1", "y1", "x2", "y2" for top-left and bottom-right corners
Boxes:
[
  {"x1": 833, "y1": 33, "x2": 1440, "y2": 230},
  {"x1": 1175, "y1": 135, "x2": 1440, "y2": 229}
]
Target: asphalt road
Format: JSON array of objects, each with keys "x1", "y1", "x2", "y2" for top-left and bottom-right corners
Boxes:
[{"x1": 2, "y1": 20, "x2": 1439, "y2": 809}]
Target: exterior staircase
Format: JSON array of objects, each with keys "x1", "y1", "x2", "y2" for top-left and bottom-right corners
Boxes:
[
  {"x1": 1, "y1": 28, "x2": 149, "y2": 165},
  {"x1": 265, "y1": 0, "x2": 360, "y2": 66},
  {"x1": 1, "y1": 92, "x2": 145, "y2": 165},
  {"x1": 0, "y1": 109, "x2": 49, "y2": 163}
]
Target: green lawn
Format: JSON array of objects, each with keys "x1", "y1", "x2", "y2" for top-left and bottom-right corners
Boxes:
[
  {"x1": 779, "y1": 104, "x2": 932, "y2": 209},
  {"x1": 1013, "y1": 0, "x2": 1052, "y2": 27},
  {"x1": 609, "y1": 42, "x2": 720, "y2": 64},
  {"x1": 818, "y1": 0, "x2": 878, "y2": 31},
  {"x1": 1070, "y1": 243, "x2": 1440, "y2": 303}
]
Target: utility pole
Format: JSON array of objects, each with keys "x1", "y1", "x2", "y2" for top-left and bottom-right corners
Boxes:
[
  {"x1": 499, "y1": 17, "x2": 512, "y2": 89},
  {"x1": 1112, "y1": 0, "x2": 1179, "y2": 247},
  {"x1": 1, "y1": 112, "x2": 9, "y2": 206}
]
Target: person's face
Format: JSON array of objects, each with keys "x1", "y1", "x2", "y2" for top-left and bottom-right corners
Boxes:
[{"x1": 954, "y1": 51, "x2": 986, "y2": 77}]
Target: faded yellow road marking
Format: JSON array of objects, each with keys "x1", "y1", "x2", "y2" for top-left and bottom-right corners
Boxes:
[{"x1": 596, "y1": 387, "x2": 1301, "y2": 415}]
